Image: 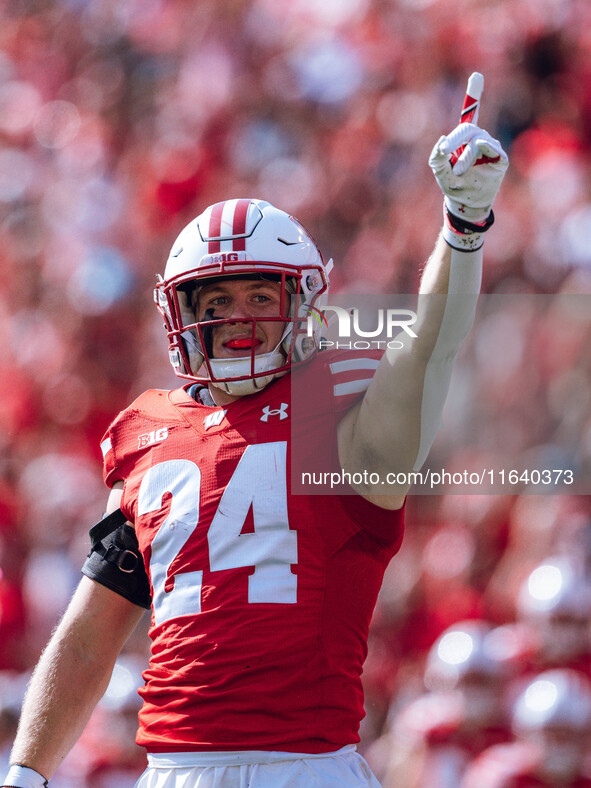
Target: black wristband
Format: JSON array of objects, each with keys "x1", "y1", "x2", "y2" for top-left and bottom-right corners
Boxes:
[{"x1": 445, "y1": 207, "x2": 495, "y2": 235}]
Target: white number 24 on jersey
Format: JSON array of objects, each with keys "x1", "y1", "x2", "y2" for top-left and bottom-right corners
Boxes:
[{"x1": 137, "y1": 441, "x2": 297, "y2": 625}]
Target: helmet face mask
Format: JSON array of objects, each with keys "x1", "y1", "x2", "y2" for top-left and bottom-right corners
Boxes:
[{"x1": 155, "y1": 199, "x2": 331, "y2": 396}]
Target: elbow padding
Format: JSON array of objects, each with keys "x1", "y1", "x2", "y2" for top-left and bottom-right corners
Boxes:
[{"x1": 81, "y1": 509, "x2": 152, "y2": 609}]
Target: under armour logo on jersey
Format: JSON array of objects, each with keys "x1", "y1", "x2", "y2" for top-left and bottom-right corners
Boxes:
[
  {"x1": 138, "y1": 427, "x2": 169, "y2": 449},
  {"x1": 204, "y1": 410, "x2": 227, "y2": 430},
  {"x1": 260, "y1": 403, "x2": 289, "y2": 422}
]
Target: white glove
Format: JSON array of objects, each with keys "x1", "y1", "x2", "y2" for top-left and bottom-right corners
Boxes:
[{"x1": 429, "y1": 123, "x2": 509, "y2": 250}]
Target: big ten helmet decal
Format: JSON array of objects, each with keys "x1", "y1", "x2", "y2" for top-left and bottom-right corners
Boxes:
[{"x1": 155, "y1": 199, "x2": 332, "y2": 396}]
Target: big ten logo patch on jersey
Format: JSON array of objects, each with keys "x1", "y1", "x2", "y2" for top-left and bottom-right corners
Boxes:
[
  {"x1": 204, "y1": 410, "x2": 227, "y2": 430},
  {"x1": 261, "y1": 403, "x2": 288, "y2": 422},
  {"x1": 138, "y1": 427, "x2": 169, "y2": 449}
]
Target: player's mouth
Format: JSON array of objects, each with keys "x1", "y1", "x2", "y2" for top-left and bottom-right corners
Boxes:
[{"x1": 223, "y1": 337, "x2": 263, "y2": 351}]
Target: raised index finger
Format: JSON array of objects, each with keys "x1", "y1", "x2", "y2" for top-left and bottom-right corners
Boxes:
[
  {"x1": 461, "y1": 72, "x2": 484, "y2": 126},
  {"x1": 450, "y1": 72, "x2": 484, "y2": 165}
]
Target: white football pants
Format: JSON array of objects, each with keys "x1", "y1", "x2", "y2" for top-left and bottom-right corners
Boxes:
[{"x1": 134, "y1": 745, "x2": 382, "y2": 788}]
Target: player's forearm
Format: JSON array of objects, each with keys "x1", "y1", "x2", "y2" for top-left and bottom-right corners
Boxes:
[
  {"x1": 407, "y1": 233, "x2": 482, "y2": 470},
  {"x1": 8, "y1": 578, "x2": 143, "y2": 781},
  {"x1": 396, "y1": 232, "x2": 482, "y2": 364},
  {"x1": 419, "y1": 231, "x2": 453, "y2": 296},
  {"x1": 338, "y1": 232, "x2": 482, "y2": 496},
  {"x1": 419, "y1": 230, "x2": 483, "y2": 295},
  {"x1": 9, "y1": 625, "x2": 115, "y2": 779}
]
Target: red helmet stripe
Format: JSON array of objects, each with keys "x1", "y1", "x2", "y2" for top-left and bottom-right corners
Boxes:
[
  {"x1": 207, "y1": 201, "x2": 225, "y2": 252},
  {"x1": 231, "y1": 199, "x2": 251, "y2": 251}
]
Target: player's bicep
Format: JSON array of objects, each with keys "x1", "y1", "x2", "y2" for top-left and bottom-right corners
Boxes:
[
  {"x1": 337, "y1": 401, "x2": 407, "y2": 510},
  {"x1": 106, "y1": 480, "x2": 124, "y2": 514},
  {"x1": 82, "y1": 483, "x2": 152, "y2": 609},
  {"x1": 338, "y1": 349, "x2": 427, "y2": 470}
]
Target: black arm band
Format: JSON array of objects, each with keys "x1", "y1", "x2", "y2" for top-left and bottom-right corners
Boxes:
[
  {"x1": 81, "y1": 509, "x2": 152, "y2": 609},
  {"x1": 445, "y1": 207, "x2": 495, "y2": 235}
]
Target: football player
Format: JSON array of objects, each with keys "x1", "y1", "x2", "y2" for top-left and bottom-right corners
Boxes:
[
  {"x1": 377, "y1": 620, "x2": 515, "y2": 788},
  {"x1": 516, "y1": 555, "x2": 591, "y2": 673},
  {"x1": 2, "y1": 85, "x2": 508, "y2": 788},
  {"x1": 461, "y1": 669, "x2": 591, "y2": 787}
]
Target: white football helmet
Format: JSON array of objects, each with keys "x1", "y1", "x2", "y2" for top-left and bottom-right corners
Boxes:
[
  {"x1": 424, "y1": 620, "x2": 511, "y2": 726},
  {"x1": 155, "y1": 198, "x2": 332, "y2": 395},
  {"x1": 512, "y1": 669, "x2": 591, "y2": 781},
  {"x1": 517, "y1": 556, "x2": 591, "y2": 662},
  {"x1": 425, "y1": 620, "x2": 508, "y2": 691},
  {"x1": 513, "y1": 669, "x2": 591, "y2": 733}
]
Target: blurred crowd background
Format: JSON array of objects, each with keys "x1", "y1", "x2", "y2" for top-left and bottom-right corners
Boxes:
[{"x1": 1, "y1": 0, "x2": 591, "y2": 785}]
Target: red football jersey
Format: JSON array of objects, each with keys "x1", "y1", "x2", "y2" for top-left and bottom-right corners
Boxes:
[{"x1": 101, "y1": 350, "x2": 405, "y2": 753}]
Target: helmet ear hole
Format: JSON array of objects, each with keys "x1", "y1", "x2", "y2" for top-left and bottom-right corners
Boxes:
[{"x1": 301, "y1": 337, "x2": 315, "y2": 355}]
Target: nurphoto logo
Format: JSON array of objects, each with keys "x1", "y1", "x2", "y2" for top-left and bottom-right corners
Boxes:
[
  {"x1": 304, "y1": 305, "x2": 329, "y2": 328},
  {"x1": 306, "y1": 305, "x2": 418, "y2": 351}
]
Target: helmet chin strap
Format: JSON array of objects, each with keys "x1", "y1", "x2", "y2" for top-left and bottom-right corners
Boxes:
[{"x1": 207, "y1": 330, "x2": 288, "y2": 395}]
